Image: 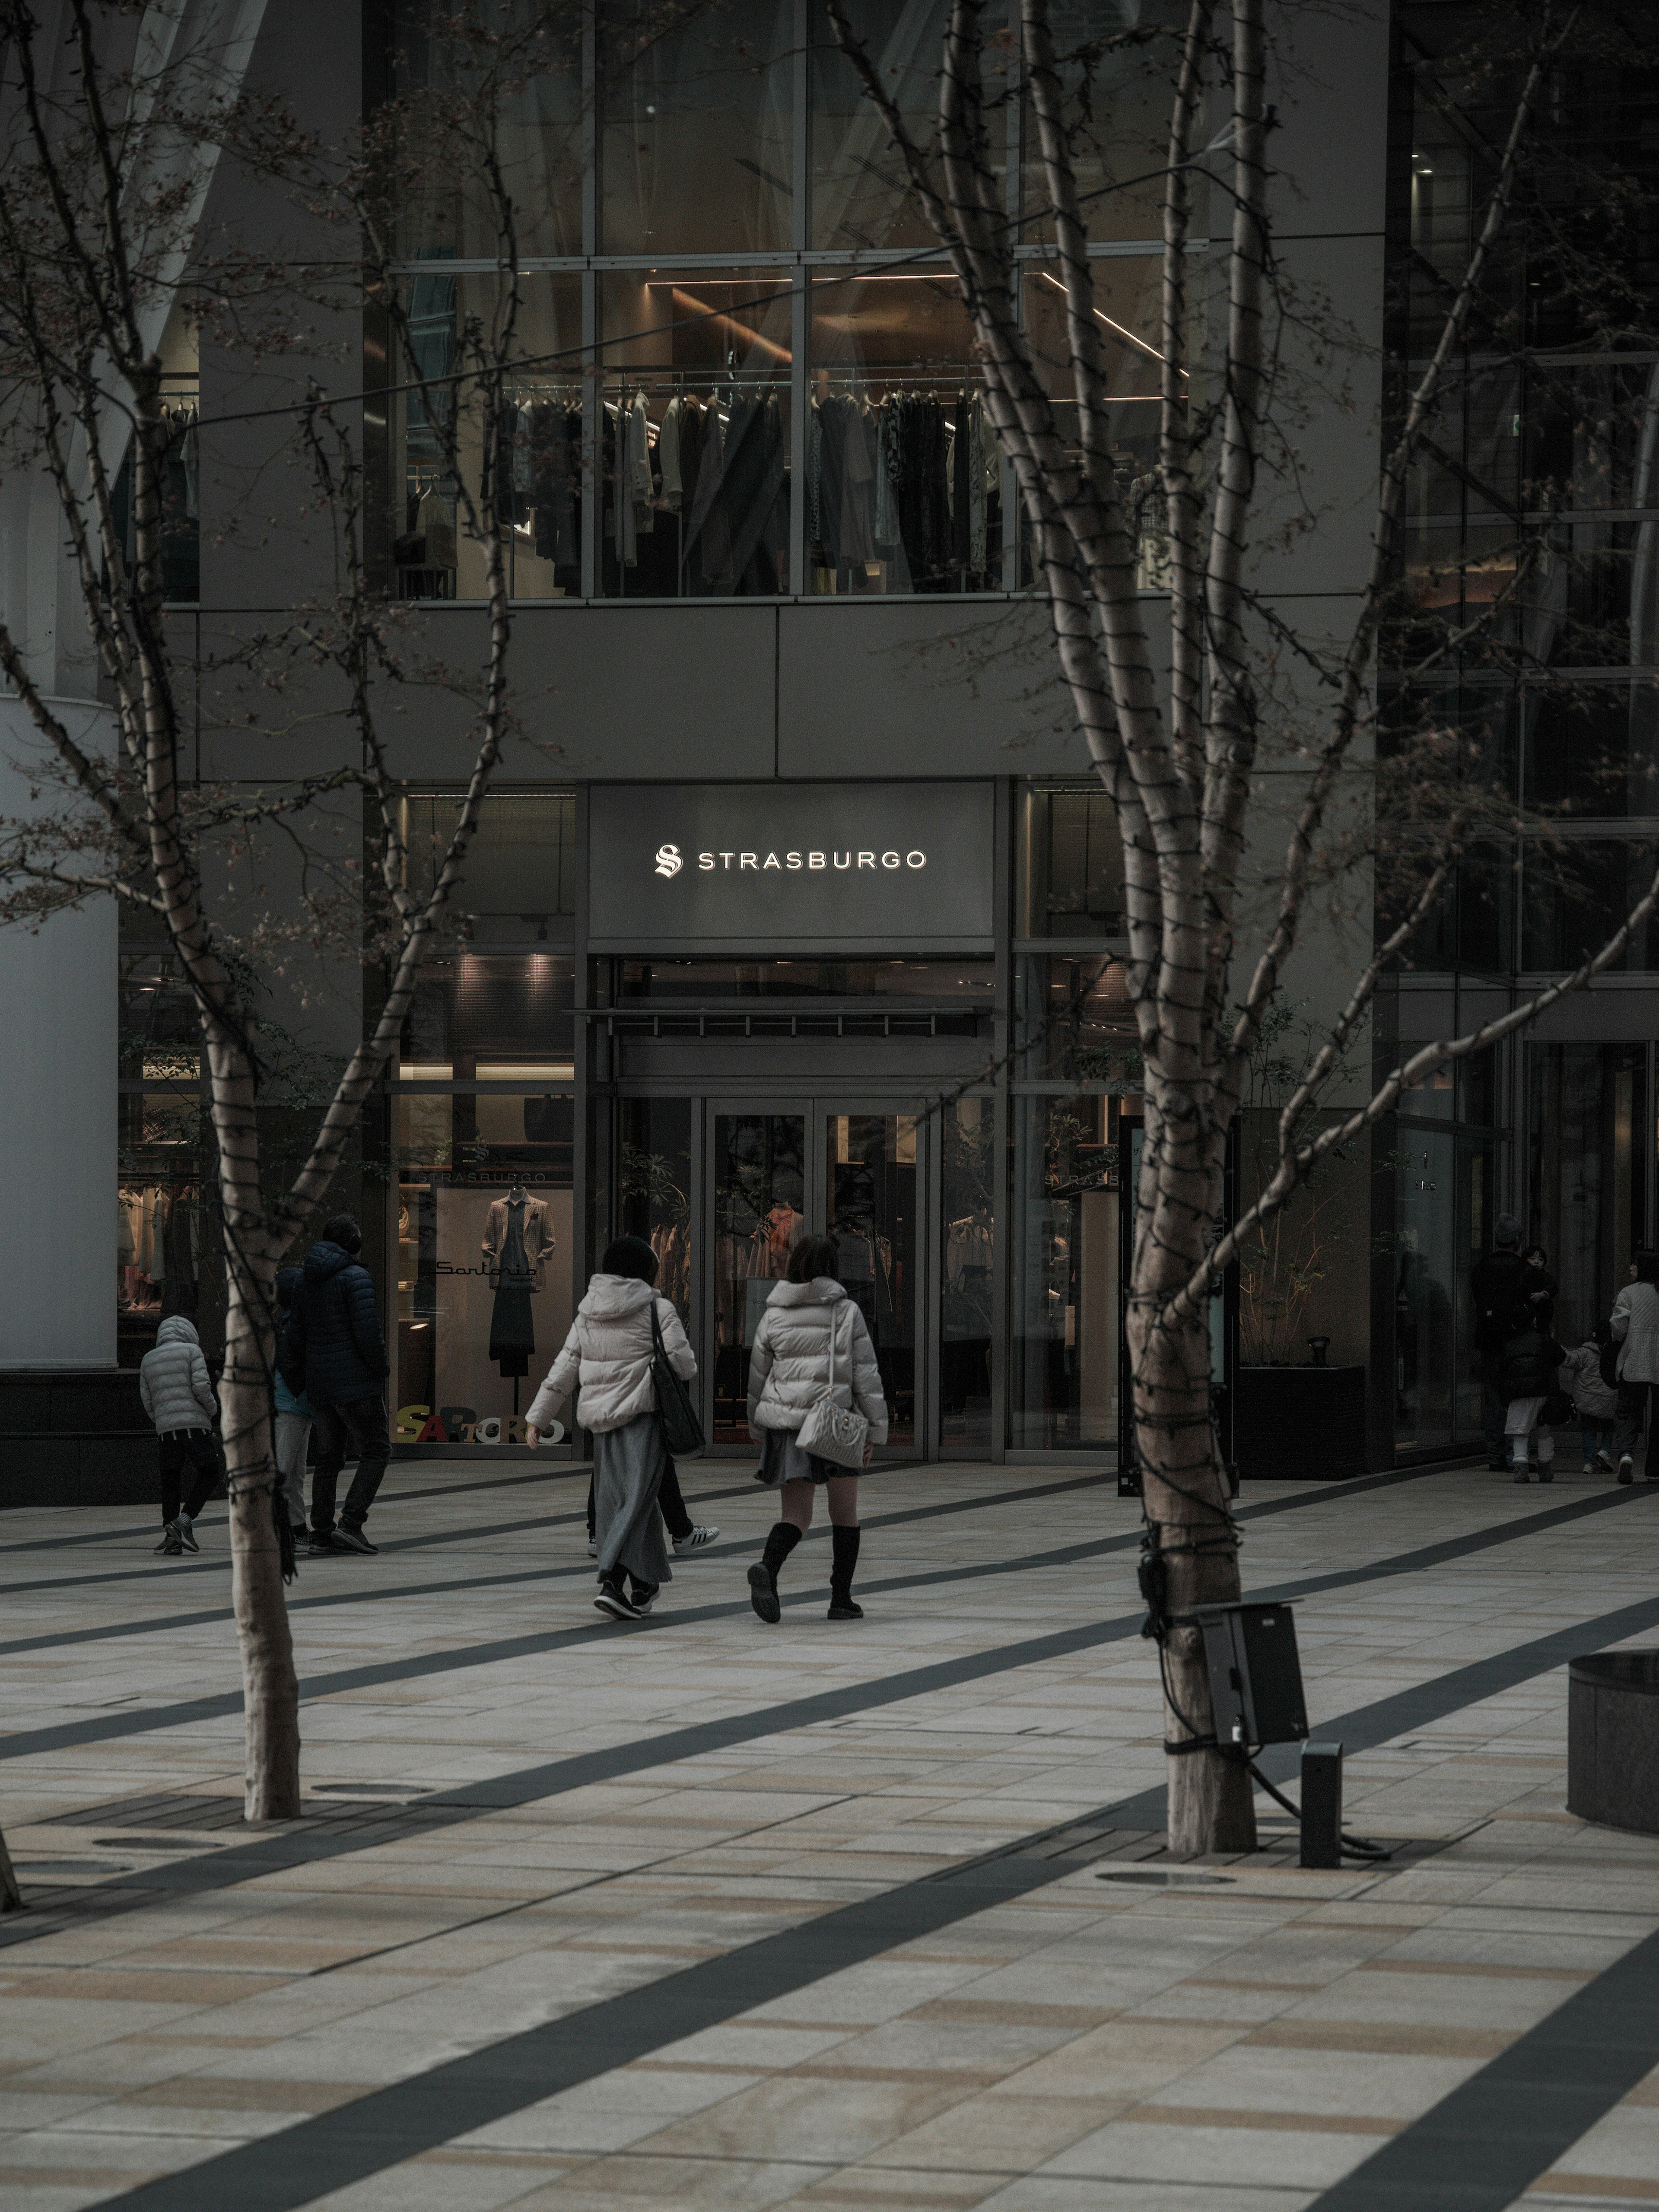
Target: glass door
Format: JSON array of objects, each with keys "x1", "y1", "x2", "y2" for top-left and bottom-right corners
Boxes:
[
  {"x1": 825, "y1": 1111, "x2": 921, "y2": 1451},
  {"x1": 709, "y1": 1110, "x2": 807, "y2": 1449}
]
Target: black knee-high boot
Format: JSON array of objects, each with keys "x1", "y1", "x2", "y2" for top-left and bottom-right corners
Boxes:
[
  {"x1": 748, "y1": 1520, "x2": 801, "y2": 1624},
  {"x1": 829, "y1": 1524, "x2": 863, "y2": 1620}
]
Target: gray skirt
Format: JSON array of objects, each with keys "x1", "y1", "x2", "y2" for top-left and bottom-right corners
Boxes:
[
  {"x1": 592, "y1": 1411, "x2": 672, "y2": 1587},
  {"x1": 755, "y1": 1425, "x2": 854, "y2": 1487}
]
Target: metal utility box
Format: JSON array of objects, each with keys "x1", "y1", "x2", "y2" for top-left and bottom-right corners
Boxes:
[{"x1": 1192, "y1": 1602, "x2": 1309, "y2": 1750}]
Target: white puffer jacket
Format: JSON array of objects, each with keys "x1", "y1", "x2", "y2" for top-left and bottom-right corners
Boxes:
[
  {"x1": 1612, "y1": 1280, "x2": 1659, "y2": 1382},
  {"x1": 526, "y1": 1274, "x2": 695, "y2": 1435},
  {"x1": 138, "y1": 1316, "x2": 219, "y2": 1434},
  {"x1": 747, "y1": 1278, "x2": 888, "y2": 1445}
]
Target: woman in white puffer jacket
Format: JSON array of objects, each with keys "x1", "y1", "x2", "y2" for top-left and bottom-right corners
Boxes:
[
  {"x1": 526, "y1": 1237, "x2": 695, "y2": 1621},
  {"x1": 745, "y1": 1235, "x2": 888, "y2": 1626}
]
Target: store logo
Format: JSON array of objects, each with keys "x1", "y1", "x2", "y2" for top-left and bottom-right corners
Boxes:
[
  {"x1": 686, "y1": 849, "x2": 927, "y2": 874},
  {"x1": 654, "y1": 843, "x2": 683, "y2": 878}
]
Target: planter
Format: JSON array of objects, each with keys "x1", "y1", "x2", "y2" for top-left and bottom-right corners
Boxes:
[
  {"x1": 1569, "y1": 1651, "x2": 1659, "y2": 1837},
  {"x1": 0, "y1": 1368, "x2": 156, "y2": 1508},
  {"x1": 1233, "y1": 1364, "x2": 1367, "y2": 1481}
]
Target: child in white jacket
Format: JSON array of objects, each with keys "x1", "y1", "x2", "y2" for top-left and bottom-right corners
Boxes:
[{"x1": 1560, "y1": 1325, "x2": 1618, "y2": 1474}]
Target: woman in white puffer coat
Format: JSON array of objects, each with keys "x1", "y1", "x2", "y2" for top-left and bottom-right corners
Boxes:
[
  {"x1": 745, "y1": 1235, "x2": 888, "y2": 1625},
  {"x1": 526, "y1": 1237, "x2": 696, "y2": 1621}
]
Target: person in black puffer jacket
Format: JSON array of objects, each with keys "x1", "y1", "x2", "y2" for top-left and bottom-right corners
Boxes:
[
  {"x1": 286, "y1": 1215, "x2": 390, "y2": 1556},
  {"x1": 1498, "y1": 1314, "x2": 1567, "y2": 1485},
  {"x1": 1472, "y1": 1215, "x2": 1530, "y2": 1469}
]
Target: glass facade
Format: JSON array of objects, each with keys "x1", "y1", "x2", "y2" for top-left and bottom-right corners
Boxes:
[{"x1": 379, "y1": 0, "x2": 1182, "y2": 603}]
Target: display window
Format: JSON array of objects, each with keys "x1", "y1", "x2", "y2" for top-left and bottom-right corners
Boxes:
[
  {"x1": 941, "y1": 1096, "x2": 995, "y2": 1452},
  {"x1": 1017, "y1": 781, "x2": 1128, "y2": 937},
  {"x1": 1015, "y1": 954, "x2": 1138, "y2": 1084},
  {"x1": 1010, "y1": 1092, "x2": 1121, "y2": 1449},
  {"x1": 400, "y1": 790, "x2": 577, "y2": 943},
  {"x1": 394, "y1": 1092, "x2": 575, "y2": 1446}
]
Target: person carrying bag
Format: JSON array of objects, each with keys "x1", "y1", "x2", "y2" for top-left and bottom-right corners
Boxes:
[{"x1": 744, "y1": 1235, "x2": 888, "y2": 1625}]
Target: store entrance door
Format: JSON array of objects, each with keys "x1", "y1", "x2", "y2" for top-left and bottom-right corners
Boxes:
[{"x1": 707, "y1": 1102, "x2": 924, "y2": 1458}]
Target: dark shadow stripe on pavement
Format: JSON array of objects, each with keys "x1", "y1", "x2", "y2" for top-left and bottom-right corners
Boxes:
[{"x1": 86, "y1": 1582, "x2": 1659, "y2": 2212}]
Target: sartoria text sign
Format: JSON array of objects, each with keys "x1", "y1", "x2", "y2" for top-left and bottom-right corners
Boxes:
[{"x1": 589, "y1": 782, "x2": 994, "y2": 951}]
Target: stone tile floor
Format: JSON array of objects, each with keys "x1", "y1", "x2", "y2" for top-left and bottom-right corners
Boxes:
[{"x1": 1, "y1": 1458, "x2": 1658, "y2": 2209}]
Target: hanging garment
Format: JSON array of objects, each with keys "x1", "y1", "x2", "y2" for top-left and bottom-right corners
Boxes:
[
  {"x1": 416, "y1": 485, "x2": 457, "y2": 569},
  {"x1": 835, "y1": 398, "x2": 877, "y2": 566},
  {"x1": 530, "y1": 402, "x2": 578, "y2": 566},
  {"x1": 487, "y1": 1193, "x2": 537, "y2": 1378},
  {"x1": 602, "y1": 403, "x2": 638, "y2": 567},
  {"x1": 626, "y1": 388, "x2": 655, "y2": 535},
  {"x1": 685, "y1": 400, "x2": 729, "y2": 591},
  {"x1": 874, "y1": 403, "x2": 901, "y2": 550},
  {"x1": 659, "y1": 395, "x2": 684, "y2": 513}
]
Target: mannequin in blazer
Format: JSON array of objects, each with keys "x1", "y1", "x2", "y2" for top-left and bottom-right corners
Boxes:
[{"x1": 482, "y1": 1191, "x2": 554, "y2": 1290}]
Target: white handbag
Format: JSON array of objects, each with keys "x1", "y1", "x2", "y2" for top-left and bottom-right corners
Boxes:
[{"x1": 795, "y1": 1301, "x2": 870, "y2": 1469}]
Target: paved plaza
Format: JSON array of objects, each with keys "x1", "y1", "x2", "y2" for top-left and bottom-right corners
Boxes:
[{"x1": 3, "y1": 1459, "x2": 1659, "y2": 2211}]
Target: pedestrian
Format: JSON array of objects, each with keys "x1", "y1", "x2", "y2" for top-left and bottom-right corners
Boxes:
[
  {"x1": 1520, "y1": 1244, "x2": 1558, "y2": 1328},
  {"x1": 286, "y1": 1214, "x2": 391, "y2": 1555},
  {"x1": 744, "y1": 1234, "x2": 887, "y2": 1625},
  {"x1": 584, "y1": 1456, "x2": 718, "y2": 1559},
  {"x1": 273, "y1": 1267, "x2": 312, "y2": 1540},
  {"x1": 527, "y1": 1235, "x2": 696, "y2": 1621},
  {"x1": 1610, "y1": 1251, "x2": 1659, "y2": 1483},
  {"x1": 1472, "y1": 1214, "x2": 1529, "y2": 1470},
  {"x1": 1498, "y1": 1307, "x2": 1568, "y2": 1482},
  {"x1": 140, "y1": 1315, "x2": 222, "y2": 1555},
  {"x1": 1560, "y1": 1321, "x2": 1618, "y2": 1474}
]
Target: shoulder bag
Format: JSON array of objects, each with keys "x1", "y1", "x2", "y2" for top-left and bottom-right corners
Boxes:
[
  {"x1": 649, "y1": 1297, "x2": 705, "y2": 1458},
  {"x1": 795, "y1": 1302, "x2": 869, "y2": 1470}
]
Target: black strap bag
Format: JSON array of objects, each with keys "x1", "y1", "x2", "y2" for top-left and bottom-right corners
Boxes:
[{"x1": 649, "y1": 1297, "x2": 705, "y2": 1459}]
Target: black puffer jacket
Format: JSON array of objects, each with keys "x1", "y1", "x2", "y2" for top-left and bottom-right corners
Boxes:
[
  {"x1": 1499, "y1": 1322, "x2": 1567, "y2": 1403},
  {"x1": 288, "y1": 1240, "x2": 388, "y2": 1407},
  {"x1": 1472, "y1": 1249, "x2": 1529, "y2": 1353}
]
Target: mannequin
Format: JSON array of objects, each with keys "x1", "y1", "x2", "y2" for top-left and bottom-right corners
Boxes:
[{"x1": 484, "y1": 1185, "x2": 551, "y2": 1381}]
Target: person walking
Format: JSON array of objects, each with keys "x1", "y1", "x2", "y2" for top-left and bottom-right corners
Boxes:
[
  {"x1": 1498, "y1": 1307, "x2": 1567, "y2": 1482},
  {"x1": 744, "y1": 1236, "x2": 888, "y2": 1625},
  {"x1": 585, "y1": 1455, "x2": 718, "y2": 1559},
  {"x1": 273, "y1": 1266, "x2": 313, "y2": 1541},
  {"x1": 1472, "y1": 1214, "x2": 1529, "y2": 1470},
  {"x1": 1519, "y1": 1244, "x2": 1558, "y2": 1329},
  {"x1": 1610, "y1": 1252, "x2": 1659, "y2": 1482},
  {"x1": 527, "y1": 1236, "x2": 695, "y2": 1620},
  {"x1": 141, "y1": 1315, "x2": 222, "y2": 1555},
  {"x1": 287, "y1": 1215, "x2": 391, "y2": 1555},
  {"x1": 1561, "y1": 1321, "x2": 1618, "y2": 1474}
]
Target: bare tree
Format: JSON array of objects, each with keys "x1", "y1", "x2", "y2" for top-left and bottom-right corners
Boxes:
[
  {"x1": 831, "y1": 0, "x2": 1659, "y2": 1852},
  {"x1": 0, "y1": 0, "x2": 541, "y2": 1816}
]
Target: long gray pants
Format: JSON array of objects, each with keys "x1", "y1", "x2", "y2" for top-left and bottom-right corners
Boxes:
[{"x1": 275, "y1": 1411, "x2": 312, "y2": 1530}]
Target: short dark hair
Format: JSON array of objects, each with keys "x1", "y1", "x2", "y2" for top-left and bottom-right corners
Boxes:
[
  {"x1": 1639, "y1": 1251, "x2": 1659, "y2": 1286},
  {"x1": 322, "y1": 1214, "x2": 362, "y2": 1254},
  {"x1": 788, "y1": 1234, "x2": 840, "y2": 1285},
  {"x1": 601, "y1": 1234, "x2": 658, "y2": 1283}
]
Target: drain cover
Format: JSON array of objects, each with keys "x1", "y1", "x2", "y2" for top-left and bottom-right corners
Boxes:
[{"x1": 1098, "y1": 1868, "x2": 1236, "y2": 1886}]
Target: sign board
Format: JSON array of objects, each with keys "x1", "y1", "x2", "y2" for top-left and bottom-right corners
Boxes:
[{"x1": 587, "y1": 781, "x2": 995, "y2": 952}]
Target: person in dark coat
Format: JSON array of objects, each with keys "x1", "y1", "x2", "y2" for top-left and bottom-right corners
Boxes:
[
  {"x1": 1498, "y1": 1312, "x2": 1567, "y2": 1483},
  {"x1": 286, "y1": 1214, "x2": 390, "y2": 1556},
  {"x1": 1519, "y1": 1244, "x2": 1558, "y2": 1330},
  {"x1": 1472, "y1": 1214, "x2": 1529, "y2": 1469}
]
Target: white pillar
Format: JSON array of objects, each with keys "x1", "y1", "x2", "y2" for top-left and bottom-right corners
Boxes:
[{"x1": 0, "y1": 722, "x2": 117, "y2": 1369}]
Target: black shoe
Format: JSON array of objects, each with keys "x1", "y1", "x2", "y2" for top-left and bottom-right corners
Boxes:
[
  {"x1": 595, "y1": 1580, "x2": 643, "y2": 1621},
  {"x1": 1619, "y1": 1458, "x2": 1635, "y2": 1484},
  {"x1": 1539, "y1": 1468, "x2": 1554, "y2": 1483},
  {"x1": 827, "y1": 1598, "x2": 864, "y2": 1621},
  {"x1": 307, "y1": 1529, "x2": 337, "y2": 1554},
  {"x1": 332, "y1": 1526, "x2": 378, "y2": 1555},
  {"x1": 828, "y1": 1525, "x2": 863, "y2": 1620},
  {"x1": 747, "y1": 1561, "x2": 781, "y2": 1624},
  {"x1": 154, "y1": 1523, "x2": 183, "y2": 1556},
  {"x1": 175, "y1": 1519, "x2": 200, "y2": 1552},
  {"x1": 629, "y1": 1581, "x2": 658, "y2": 1616}
]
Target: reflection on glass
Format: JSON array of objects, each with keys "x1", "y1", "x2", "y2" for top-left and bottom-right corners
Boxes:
[
  {"x1": 826, "y1": 1115, "x2": 913, "y2": 1449},
  {"x1": 713, "y1": 1114, "x2": 805, "y2": 1447},
  {"x1": 400, "y1": 953, "x2": 576, "y2": 1072},
  {"x1": 809, "y1": 275, "x2": 1000, "y2": 594},
  {"x1": 1527, "y1": 1043, "x2": 1645, "y2": 1344},
  {"x1": 1020, "y1": 1, "x2": 1209, "y2": 245},
  {"x1": 610, "y1": 957, "x2": 995, "y2": 998},
  {"x1": 618, "y1": 1098, "x2": 694, "y2": 1321},
  {"x1": 388, "y1": 274, "x2": 584, "y2": 602},
  {"x1": 1394, "y1": 1128, "x2": 1457, "y2": 1452},
  {"x1": 1011, "y1": 1094, "x2": 1119, "y2": 1448},
  {"x1": 812, "y1": 1, "x2": 1007, "y2": 252},
  {"x1": 941, "y1": 1097, "x2": 994, "y2": 1452},
  {"x1": 394, "y1": 1093, "x2": 575, "y2": 1444},
  {"x1": 1016, "y1": 955, "x2": 1138, "y2": 1083},
  {"x1": 601, "y1": 271, "x2": 791, "y2": 596},
  {"x1": 1522, "y1": 841, "x2": 1659, "y2": 971},
  {"x1": 601, "y1": 0, "x2": 791, "y2": 254},
  {"x1": 390, "y1": 0, "x2": 583, "y2": 260},
  {"x1": 1018, "y1": 782, "x2": 1128, "y2": 936}
]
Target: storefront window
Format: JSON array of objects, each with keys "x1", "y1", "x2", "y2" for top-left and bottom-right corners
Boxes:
[
  {"x1": 712, "y1": 1112, "x2": 806, "y2": 1447},
  {"x1": 600, "y1": 0, "x2": 792, "y2": 254},
  {"x1": 388, "y1": 274, "x2": 584, "y2": 603},
  {"x1": 941, "y1": 1096, "x2": 995, "y2": 1452},
  {"x1": 1522, "y1": 683, "x2": 1659, "y2": 817},
  {"x1": 1527, "y1": 1043, "x2": 1646, "y2": 1345},
  {"x1": 1392, "y1": 1046, "x2": 1498, "y2": 1458},
  {"x1": 1011, "y1": 1092, "x2": 1120, "y2": 1449},
  {"x1": 808, "y1": 274, "x2": 1001, "y2": 594},
  {"x1": 394, "y1": 1093, "x2": 575, "y2": 1445},
  {"x1": 1015, "y1": 953, "x2": 1138, "y2": 1082},
  {"x1": 1018, "y1": 782, "x2": 1127, "y2": 936},
  {"x1": 400, "y1": 953, "x2": 575, "y2": 1075},
  {"x1": 1522, "y1": 839, "x2": 1659, "y2": 970},
  {"x1": 607, "y1": 957, "x2": 994, "y2": 998},
  {"x1": 600, "y1": 270, "x2": 792, "y2": 597},
  {"x1": 401, "y1": 789, "x2": 577, "y2": 942},
  {"x1": 827, "y1": 1113, "x2": 916, "y2": 1449}
]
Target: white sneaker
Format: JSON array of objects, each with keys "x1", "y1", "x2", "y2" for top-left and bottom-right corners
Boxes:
[
  {"x1": 587, "y1": 1538, "x2": 597, "y2": 1557},
  {"x1": 673, "y1": 1524, "x2": 720, "y2": 1553}
]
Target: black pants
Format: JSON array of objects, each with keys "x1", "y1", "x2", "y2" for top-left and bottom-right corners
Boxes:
[
  {"x1": 587, "y1": 1459, "x2": 691, "y2": 1542},
  {"x1": 159, "y1": 1430, "x2": 221, "y2": 1525},
  {"x1": 311, "y1": 1395, "x2": 391, "y2": 1532},
  {"x1": 1613, "y1": 1379, "x2": 1657, "y2": 1469}
]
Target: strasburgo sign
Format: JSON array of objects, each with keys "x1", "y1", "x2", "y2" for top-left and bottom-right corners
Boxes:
[{"x1": 588, "y1": 782, "x2": 995, "y2": 951}]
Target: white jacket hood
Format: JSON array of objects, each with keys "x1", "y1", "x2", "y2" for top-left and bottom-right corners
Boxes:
[
  {"x1": 578, "y1": 1274, "x2": 660, "y2": 1321},
  {"x1": 766, "y1": 1277, "x2": 848, "y2": 1309}
]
